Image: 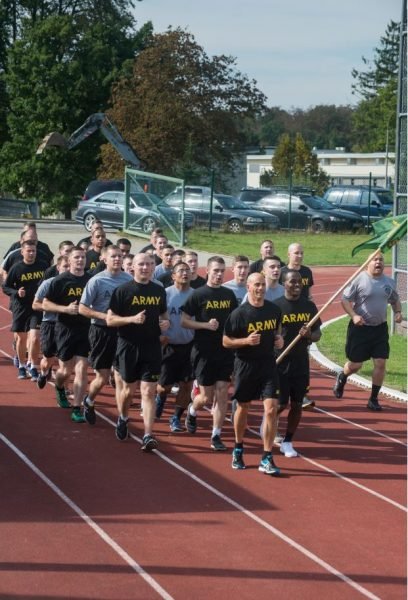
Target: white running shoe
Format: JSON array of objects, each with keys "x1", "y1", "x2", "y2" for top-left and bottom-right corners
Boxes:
[
  {"x1": 274, "y1": 433, "x2": 284, "y2": 444},
  {"x1": 280, "y1": 441, "x2": 298, "y2": 458}
]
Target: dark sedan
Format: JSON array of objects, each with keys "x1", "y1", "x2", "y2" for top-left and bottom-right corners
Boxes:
[
  {"x1": 166, "y1": 192, "x2": 279, "y2": 233},
  {"x1": 251, "y1": 193, "x2": 364, "y2": 232},
  {"x1": 75, "y1": 191, "x2": 194, "y2": 234}
]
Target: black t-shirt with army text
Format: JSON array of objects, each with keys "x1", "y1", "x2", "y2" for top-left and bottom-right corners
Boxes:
[
  {"x1": 46, "y1": 271, "x2": 91, "y2": 328},
  {"x1": 3, "y1": 258, "x2": 48, "y2": 310},
  {"x1": 109, "y1": 279, "x2": 167, "y2": 343},
  {"x1": 224, "y1": 300, "x2": 282, "y2": 361},
  {"x1": 181, "y1": 284, "x2": 238, "y2": 352},
  {"x1": 273, "y1": 295, "x2": 321, "y2": 374}
]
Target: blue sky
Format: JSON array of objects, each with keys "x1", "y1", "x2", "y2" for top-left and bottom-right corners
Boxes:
[{"x1": 133, "y1": 0, "x2": 402, "y2": 110}]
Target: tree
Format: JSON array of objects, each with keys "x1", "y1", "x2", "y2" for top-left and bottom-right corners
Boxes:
[
  {"x1": 0, "y1": 3, "x2": 150, "y2": 216},
  {"x1": 99, "y1": 28, "x2": 266, "y2": 187},
  {"x1": 272, "y1": 133, "x2": 329, "y2": 194},
  {"x1": 351, "y1": 20, "x2": 400, "y2": 151}
]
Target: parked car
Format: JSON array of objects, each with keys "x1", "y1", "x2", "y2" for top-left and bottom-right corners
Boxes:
[
  {"x1": 165, "y1": 190, "x2": 279, "y2": 233},
  {"x1": 82, "y1": 179, "x2": 124, "y2": 201},
  {"x1": 251, "y1": 193, "x2": 364, "y2": 232},
  {"x1": 238, "y1": 186, "x2": 315, "y2": 204},
  {"x1": 75, "y1": 191, "x2": 194, "y2": 233},
  {"x1": 323, "y1": 186, "x2": 393, "y2": 223}
]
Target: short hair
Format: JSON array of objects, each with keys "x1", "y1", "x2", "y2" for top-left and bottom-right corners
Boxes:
[
  {"x1": 185, "y1": 251, "x2": 198, "y2": 258},
  {"x1": 23, "y1": 221, "x2": 36, "y2": 230},
  {"x1": 207, "y1": 255, "x2": 225, "y2": 267},
  {"x1": 152, "y1": 228, "x2": 163, "y2": 235},
  {"x1": 116, "y1": 238, "x2": 131, "y2": 246},
  {"x1": 233, "y1": 255, "x2": 249, "y2": 265},
  {"x1": 20, "y1": 230, "x2": 37, "y2": 241},
  {"x1": 162, "y1": 244, "x2": 175, "y2": 252},
  {"x1": 172, "y1": 249, "x2": 186, "y2": 257},
  {"x1": 57, "y1": 254, "x2": 69, "y2": 265},
  {"x1": 21, "y1": 239, "x2": 37, "y2": 248},
  {"x1": 261, "y1": 239, "x2": 274, "y2": 246},
  {"x1": 68, "y1": 245, "x2": 86, "y2": 255},
  {"x1": 282, "y1": 269, "x2": 302, "y2": 282},
  {"x1": 92, "y1": 227, "x2": 106, "y2": 237},
  {"x1": 263, "y1": 255, "x2": 281, "y2": 266},
  {"x1": 58, "y1": 240, "x2": 74, "y2": 250},
  {"x1": 124, "y1": 253, "x2": 134, "y2": 261},
  {"x1": 172, "y1": 261, "x2": 190, "y2": 273}
]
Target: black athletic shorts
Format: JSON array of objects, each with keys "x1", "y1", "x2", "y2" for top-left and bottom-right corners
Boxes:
[
  {"x1": 115, "y1": 337, "x2": 162, "y2": 384},
  {"x1": 346, "y1": 321, "x2": 389, "y2": 363},
  {"x1": 55, "y1": 321, "x2": 90, "y2": 362},
  {"x1": 40, "y1": 321, "x2": 57, "y2": 358},
  {"x1": 11, "y1": 306, "x2": 42, "y2": 333},
  {"x1": 191, "y1": 345, "x2": 233, "y2": 387},
  {"x1": 159, "y1": 342, "x2": 194, "y2": 386},
  {"x1": 233, "y1": 357, "x2": 279, "y2": 403},
  {"x1": 278, "y1": 372, "x2": 309, "y2": 408},
  {"x1": 89, "y1": 324, "x2": 118, "y2": 371}
]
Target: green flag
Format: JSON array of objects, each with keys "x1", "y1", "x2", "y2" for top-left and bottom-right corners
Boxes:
[{"x1": 351, "y1": 215, "x2": 407, "y2": 256}]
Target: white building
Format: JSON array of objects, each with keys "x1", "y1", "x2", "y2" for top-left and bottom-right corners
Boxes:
[{"x1": 246, "y1": 148, "x2": 395, "y2": 189}]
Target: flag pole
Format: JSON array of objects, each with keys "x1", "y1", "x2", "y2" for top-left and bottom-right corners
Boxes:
[{"x1": 276, "y1": 219, "x2": 405, "y2": 365}]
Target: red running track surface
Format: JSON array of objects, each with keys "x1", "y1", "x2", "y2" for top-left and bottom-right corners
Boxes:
[{"x1": 0, "y1": 266, "x2": 406, "y2": 600}]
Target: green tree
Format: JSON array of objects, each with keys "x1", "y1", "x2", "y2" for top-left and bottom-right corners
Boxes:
[
  {"x1": 99, "y1": 28, "x2": 266, "y2": 186},
  {"x1": 0, "y1": 4, "x2": 150, "y2": 216},
  {"x1": 272, "y1": 133, "x2": 329, "y2": 194},
  {"x1": 351, "y1": 20, "x2": 400, "y2": 151}
]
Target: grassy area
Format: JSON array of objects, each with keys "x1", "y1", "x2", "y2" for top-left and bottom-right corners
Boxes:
[
  {"x1": 317, "y1": 313, "x2": 407, "y2": 393},
  {"x1": 186, "y1": 230, "x2": 386, "y2": 266}
]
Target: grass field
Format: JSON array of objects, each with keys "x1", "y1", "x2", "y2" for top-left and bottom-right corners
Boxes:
[
  {"x1": 317, "y1": 313, "x2": 407, "y2": 393},
  {"x1": 186, "y1": 230, "x2": 388, "y2": 265}
]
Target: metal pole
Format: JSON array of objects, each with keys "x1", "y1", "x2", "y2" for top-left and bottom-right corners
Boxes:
[
  {"x1": 288, "y1": 169, "x2": 292, "y2": 230},
  {"x1": 209, "y1": 169, "x2": 215, "y2": 233},
  {"x1": 367, "y1": 172, "x2": 372, "y2": 230}
]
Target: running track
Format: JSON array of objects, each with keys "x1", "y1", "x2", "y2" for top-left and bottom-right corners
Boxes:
[{"x1": 0, "y1": 266, "x2": 406, "y2": 600}]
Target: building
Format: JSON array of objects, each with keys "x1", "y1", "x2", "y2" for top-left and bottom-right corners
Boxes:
[{"x1": 246, "y1": 148, "x2": 395, "y2": 189}]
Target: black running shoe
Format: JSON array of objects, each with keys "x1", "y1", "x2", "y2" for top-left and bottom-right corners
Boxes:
[
  {"x1": 232, "y1": 448, "x2": 246, "y2": 470},
  {"x1": 333, "y1": 372, "x2": 347, "y2": 398},
  {"x1": 211, "y1": 435, "x2": 227, "y2": 451},
  {"x1": 367, "y1": 398, "x2": 382, "y2": 411},
  {"x1": 83, "y1": 398, "x2": 96, "y2": 425},
  {"x1": 185, "y1": 403, "x2": 197, "y2": 434},
  {"x1": 116, "y1": 417, "x2": 129, "y2": 441},
  {"x1": 37, "y1": 373, "x2": 48, "y2": 390},
  {"x1": 141, "y1": 434, "x2": 158, "y2": 452}
]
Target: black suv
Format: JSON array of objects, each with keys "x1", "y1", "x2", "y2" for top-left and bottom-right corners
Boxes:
[
  {"x1": 251, "y1": 193, "x2": 364, "y2": 232},
  {"x1": 323, "y1": 186, "x2": 393, "y2": 223}
]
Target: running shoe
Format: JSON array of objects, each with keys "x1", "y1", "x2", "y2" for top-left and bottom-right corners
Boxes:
[
  {"x1": 211, "y1": 435, "x2": 227, "y2": 451},
  {"x1": 232, "y1": 448, "x2": 246, "y2": 470},
  {"x1": 17, "y1": 366, "x2": 27, "y2": 380},
  {"x1": 36, "y1": 372, "x2": 48, "y2": 390},
  {"x1": 155, "y1": 394, "x2": 166, "y2": 419},
  {"x1": 169, "y1": 415, "x2": 184, "y2": 433},
  {"x1": 280, "y1": 441, "x2": 298, "y2": 458},
  {"x1": 83, "y1": 397, "x2": 96, "y2": 425},
  {"x1": 367, "y1": 398, "x2": 382, "y2": 411},
  {"x1": 141, "y1": 434, "x2": 158, "y2": 452},
  {"x1": 71, "y1": 407, "x2": 86, "y2": 423},
  {"x1": 258, "y1": 454, "x2": 280, "y2": 476},
  {"x1": 274, "y1": 433, "x2": 283, "y2": 444},
  {"x1": 115, "y1": 417, "x2": 129, "y2": 441},
  {"x1": 29, "y1": 367, "x2": 39, "y2": 382},
  {"x1": 302, "y1": 396, "x2": 315, "y2": 410},
  {"x1": 171, "y1": 384, "x2": 180, "y2": 395},
  {"x1": 333, "y1": 372, "x2": 347, "y2": 398},
  {"x1": 56, "y1": 387, "x2": 71, "y2": 409},
  {"x1": 185, "y1": 403, "x2": 197, "y2": 434}
]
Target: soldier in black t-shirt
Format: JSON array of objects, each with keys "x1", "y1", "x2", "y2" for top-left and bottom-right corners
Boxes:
[
  {"x1": 85, "y1": 227, "x2": 107, "y2": 271},
  {"x1": 223, "y1": 273, "x2": 283, "y2": 474},
  {"x1": 181, "y1": 256, "x2": 237, "y2": 451},
  {"x1": 279, "y1": 242, "x2": 314, "y2": 299},
  {"x1": 43, "y1": 247, "x2": 91, "y2": 422},
  {"x1": 274, "y1": 270, "x2": 321, "y2": 459},
  {"x1": 2, "y1": 240, "x2": 47, "y2": 381},
  {"x1": 107, "y1": 252, "x2": 169, "y2": 452}
]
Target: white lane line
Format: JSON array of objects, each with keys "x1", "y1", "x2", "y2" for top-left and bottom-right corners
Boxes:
[
  {"x1": 96, "y1": 412, "x2": 380, "y2": 600},
  {"x1": 0, "y1": 304, "x2": 11, "y2": 313},
  {"x1": 0, "y1": 433, "x2": 174, "y2": 600},
  {"x1": 313, "y1": 406, "x2": 407, "y2": 447},
  {"x1": 0, "y1": 324, "x2": 10, "y2": 331}
]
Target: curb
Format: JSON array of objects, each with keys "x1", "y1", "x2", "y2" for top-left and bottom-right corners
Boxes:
[{"x1": 310, "y1": 315, "x2": 407, "y2": 404}]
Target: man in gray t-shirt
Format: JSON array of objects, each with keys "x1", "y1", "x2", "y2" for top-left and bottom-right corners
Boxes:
[
  {"x1": 333, "y1": 253, "x2": 402, "y2": 411},
  {"x1": 79, "y1": 245, "x2": 132, "y2": 424},
  {"x1": 223, "y1": 255, "x2": 250, "y2": 305}
]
